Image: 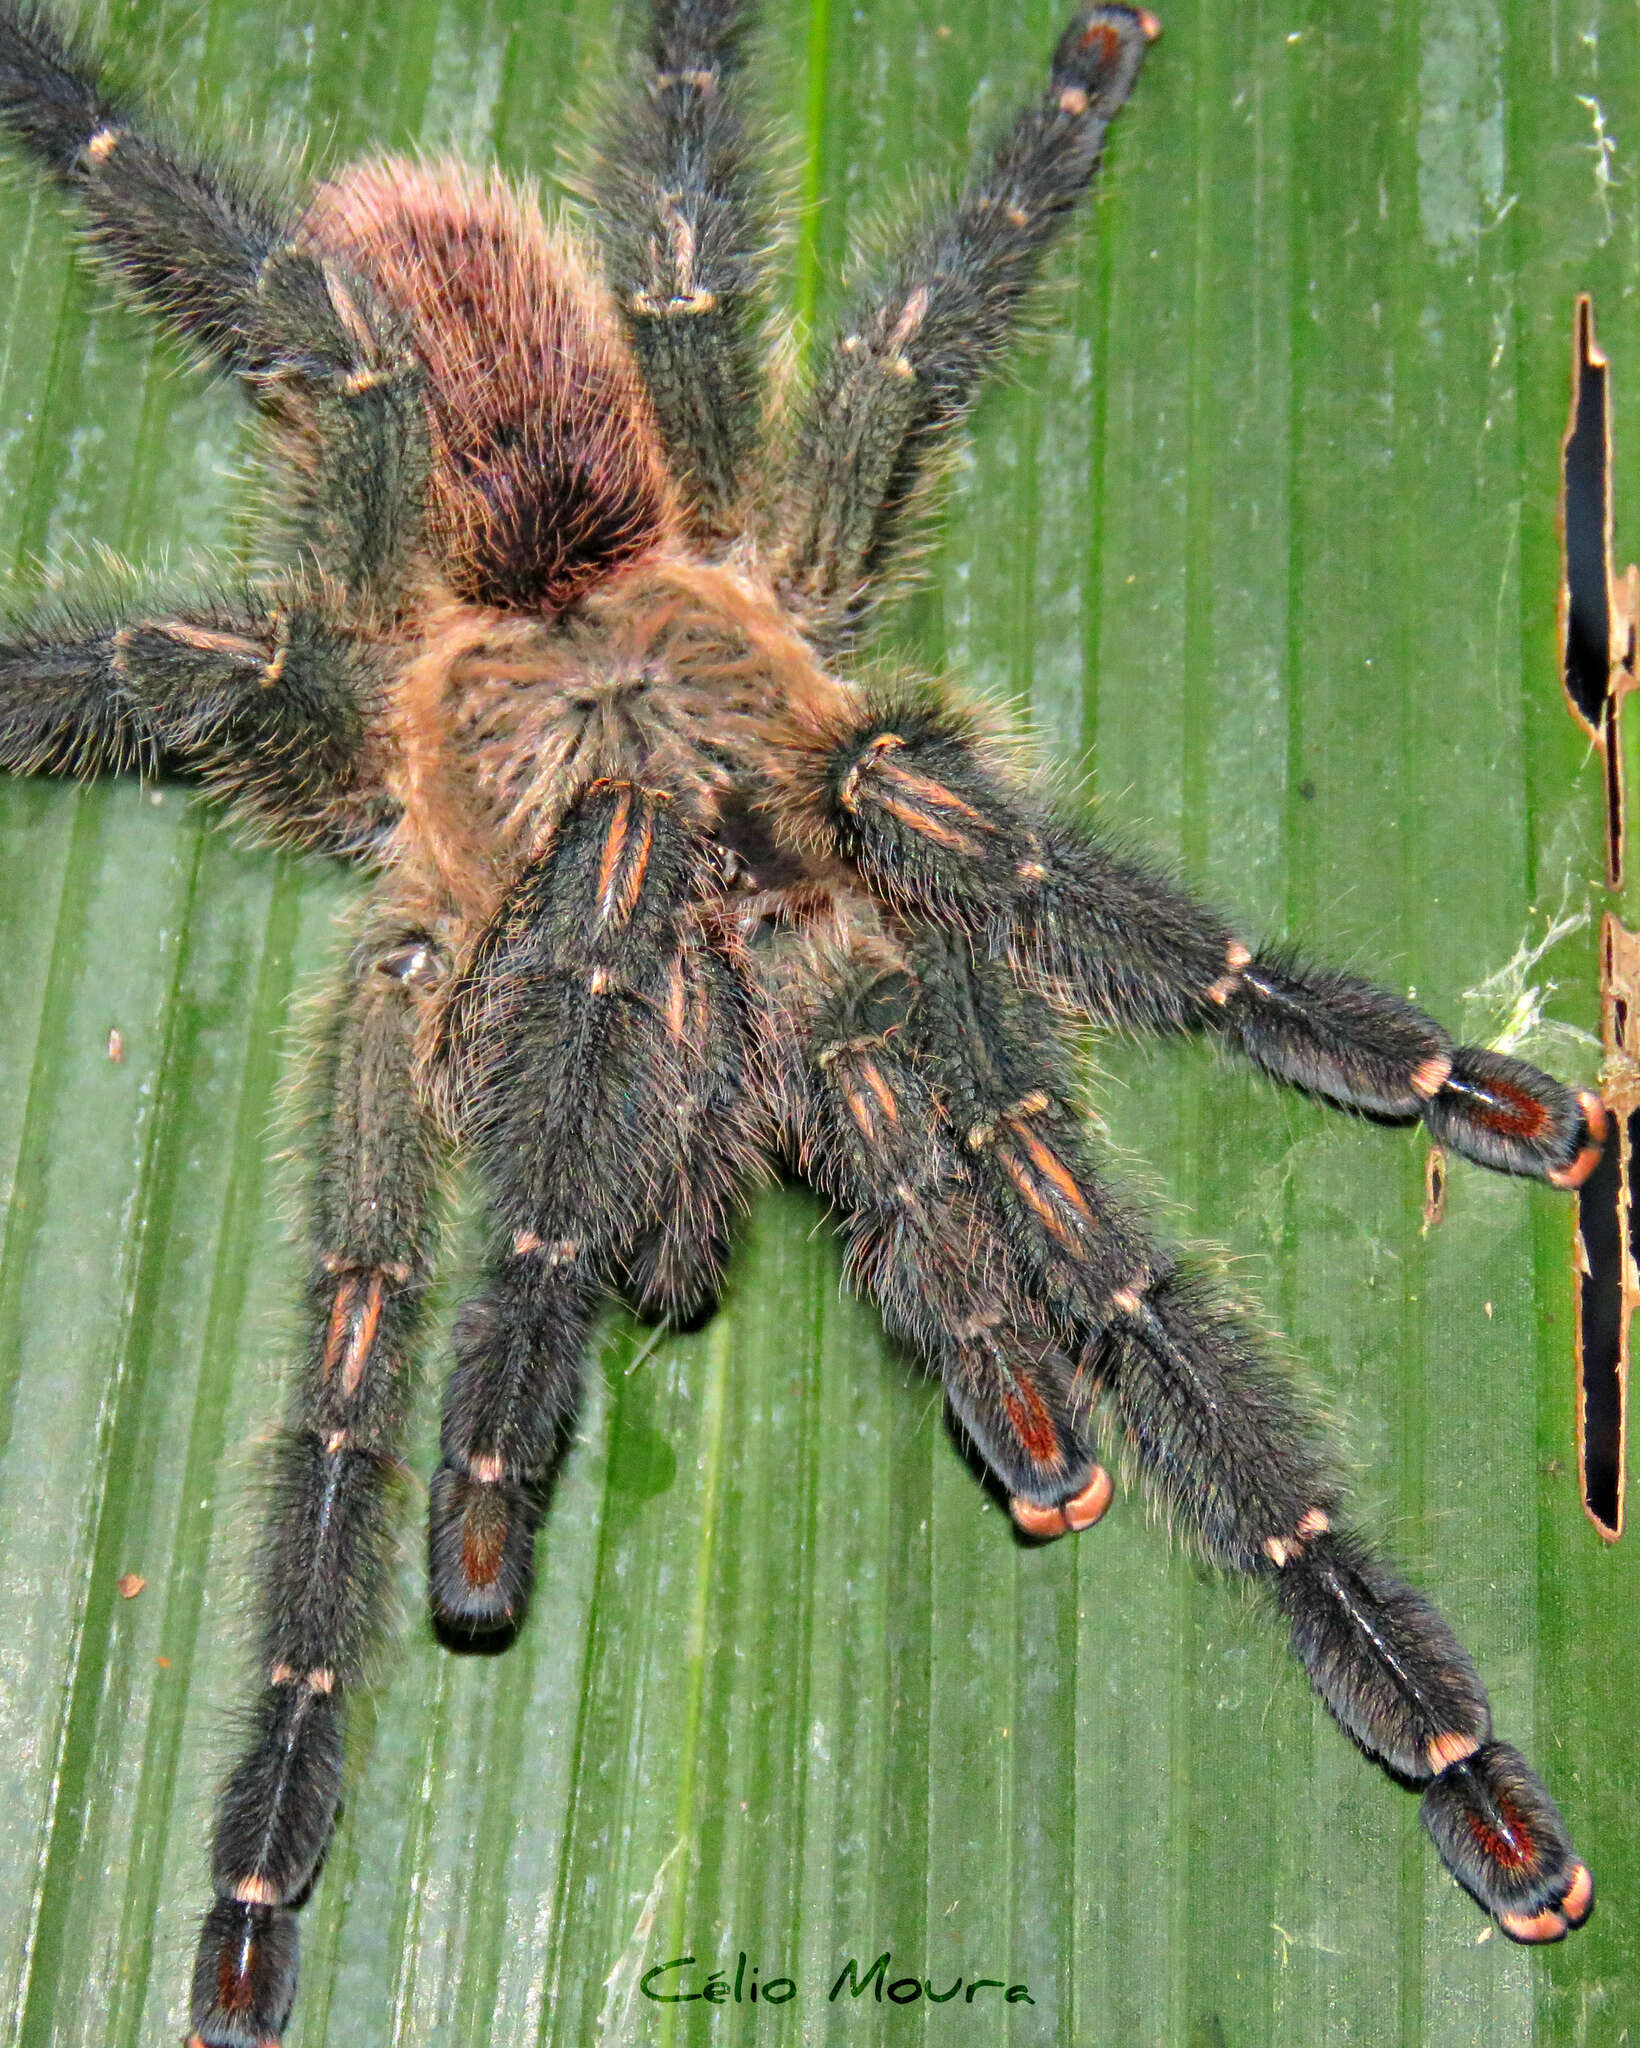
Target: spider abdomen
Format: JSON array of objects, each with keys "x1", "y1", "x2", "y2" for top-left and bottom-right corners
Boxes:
[{"x1": 301, "y1": 161, "x2": 681, "y2": 612}]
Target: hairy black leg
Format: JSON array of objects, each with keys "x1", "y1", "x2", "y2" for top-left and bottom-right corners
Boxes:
[
  {"x1": 0, "y1": 578, "x2": 392, "y2": 853},
  {"x1": 0, "y1": 4, "x2": 427, "y2": 598},
  {"x1": 768, "y1": 4, "x2": 1156, "y2": 641},
  {"x1": 922, "y1": 938, "x2": 1594, "y2": 1939},
  {"x1": 189, "y1": 929, "x2": 444, "y2": 2048},
  {"x1": 429, "y1": 782, "x2": 769, "y2": 1626},
  {"x1": 774, "y1": 925, "x2": 1117, "y2": 1530},
  {"x1": 588, "y1": 0, "x2": 769, "y2": 530},
  {"x1": 778, "y1": 925, "x2": 1592, "y2": 1937},
  {"x1": 781, "y1": 689, "x2": 1606, "y2": 1186}
]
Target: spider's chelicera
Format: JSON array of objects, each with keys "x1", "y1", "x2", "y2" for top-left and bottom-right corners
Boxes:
[{"x1": 0, "y1": 3, "x2": 1606, "y2": 2041}]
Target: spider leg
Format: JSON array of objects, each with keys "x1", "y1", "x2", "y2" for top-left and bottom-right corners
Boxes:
[
  {"x1": 0, "y1": 4, "x2": 428, "y2": 600},
  {"x1": 189, "y1": 926, "x2": 444, "y2": 2048},
  {"x1": 0, "y1": 577, "x2": 390, "y2": 853},
  {"x1": 766, "y1": 4, "x2": 1156, "y2": 643},
  {"x1": 428, "y1": 780, "x2": 768, "y2": 1627},
  {"x1": 780, "y1": 689, "x2": 1605, "y2": 1186},
  {"x1": 587, "y1": 0, "x2": 769, "y2": 533},
  {"x1": 779, "y1": 924, "x2": 1593, "y2": 1941},
  {"x1": 772, "y1": 921, "x2": 1118, "y2": 1523}
]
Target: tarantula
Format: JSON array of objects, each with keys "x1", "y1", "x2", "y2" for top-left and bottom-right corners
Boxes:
[{"x1": 0, "y1": 1, "x2": 1608, "y2": 2041}]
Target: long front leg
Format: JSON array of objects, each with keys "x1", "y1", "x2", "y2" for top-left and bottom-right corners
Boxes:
[
  {"x1": 767, "y1": 4, "x2": 1156, "y2": 643},
  {"x1": 774, "y1": 688, "x2": 1606, "y2": 1185},
  {"x1": 189, "y1": 926, "x2": 445, "y2": 2048},
  {"x1": 587, "y1": 0, "x2": 770, "y2": 533},
  {"x1": 428, "y1": 781, "x2": 770, "y2": 1627}
]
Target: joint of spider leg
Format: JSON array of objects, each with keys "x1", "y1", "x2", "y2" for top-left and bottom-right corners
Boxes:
[
  {"x1": 835, "y1": 731, "x2": 906, "y2": 810},
  {"x1": 260, "y1": 611, "x2": 291, "y2": 690},
  {"x1": 1261, "y1": 1506, "x2": 1332, "y2": 1569},
  {"x1": 80, "y1": 125, "x2": 123, "y2": 169},
  {"x1": 320, "y1": 1250, "x2": 414, "y2": 1281},
  {"x1": 967, "y1": 1088, "x2": 1052, "y2": 1151},
  {"x1": 269, "y1": 1663, "x2": 336, "y2": 1695},
  {"x1": 1412, "y1": 1053, "x2": 1454, "y2": 1099},
  {"x1": 512, "y1": 1232, "x2": 580, "y2": 1271},
  {"x1": 1205, "y1": 939, "x2": 1252, "y2": 1006},
  {"x1": 651, "y1": 68, "x2": 719, "y2": 96},
  {"x1": 321, "y1": 1272, "x2": 385, "y2": 1396},
  {"x1": 631, "y1": 286, "x2": 719, "y2": 316},
  {"x1": 1426, "y1": 1728, "x2": 1482, "y2": 1773}
]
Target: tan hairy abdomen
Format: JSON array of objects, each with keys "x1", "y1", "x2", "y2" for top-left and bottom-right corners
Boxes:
[{"x1": 301, "y1": 159, "x2": 680, "y2": 613}]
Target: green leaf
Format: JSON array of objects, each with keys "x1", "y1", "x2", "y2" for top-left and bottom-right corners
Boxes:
[{"x1": 1, "y1": 2, "x2": 1637, "y2": 2045}]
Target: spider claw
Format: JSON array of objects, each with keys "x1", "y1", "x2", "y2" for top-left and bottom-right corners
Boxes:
[
  {"x1": 1500, "y1": 1904, "x2": 1570, "y2": 1945},
  {"x1": 1547, "y1": 1090, "x2": 1608, "y2": 1191},
  {"x1": 1009, "y1": 1464, "x2": 1113, "y2": 1539}
]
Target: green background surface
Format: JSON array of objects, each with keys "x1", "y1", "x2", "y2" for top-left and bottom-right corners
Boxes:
[{"x1": 0, "y1": 1, "x2": 1635, "y2": 2043}]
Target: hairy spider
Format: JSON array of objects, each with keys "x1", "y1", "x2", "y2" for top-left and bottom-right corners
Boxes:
[{"x1": 0, "y1": 2, "x2": 1608, "y2": 2041}]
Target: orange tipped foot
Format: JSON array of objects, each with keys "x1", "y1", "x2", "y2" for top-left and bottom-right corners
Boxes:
[
  {"x1": 1010, "y1": 1465, "x2": 1113, "y2": 1539},
  {"x1": 1136, "y1": 8, "x2": 1163, "y2": 39},
  {"x1": 1500, "y1": 1861, "x2": 1594, "y2": 1944},
  {"x1": 1421, "y1": 1742, "x2": 1591, "y2": 1944},
  {"x1": 1548, "y1": 1091, "x2": 1609, "y2": 1191}
]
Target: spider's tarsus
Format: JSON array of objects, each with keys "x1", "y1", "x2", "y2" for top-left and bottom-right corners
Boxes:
[
  {"x1": 1424, "y1": 1047, "x2": 1605, "y2": 1185},
  {"x1": 1052, "y1": 5, "x2": 1159, "y2": 113},
  {"x1": 1420, "y1": 1744, "x2": 1593, "y2": 1940},
  {"x1": 189, "y1": 1898, "x2": 298, "y2": 2048}
]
